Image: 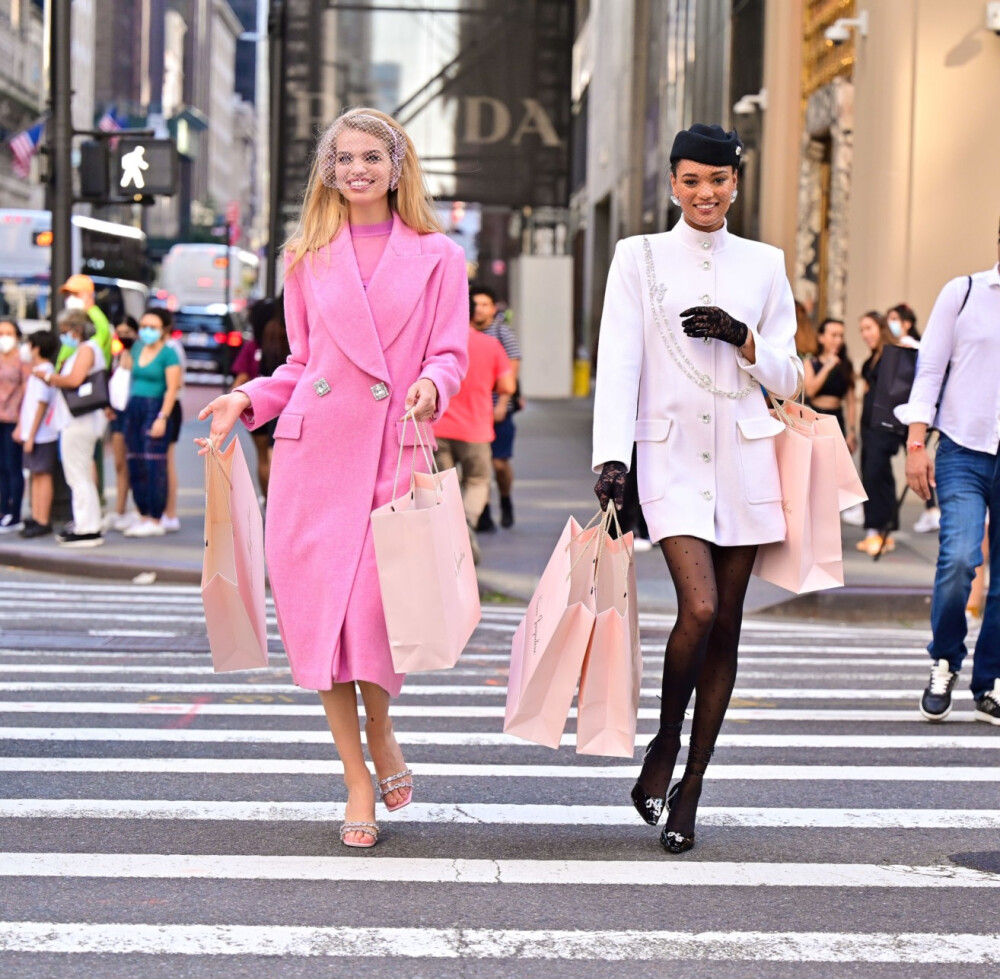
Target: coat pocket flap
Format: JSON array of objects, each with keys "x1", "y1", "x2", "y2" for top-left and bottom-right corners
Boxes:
[
  {"x1": 273, "y1": 413, "x2": 303, "y2": 440},
  {"x1": 737, "y1": 415, "x2": 786, "y2": 440},
  {"x1": 634, "y1": 418, "x2": 673, "y2": 442},
  {"x1": 396, "y1": 419, "x2": 437, "y2": 449}
]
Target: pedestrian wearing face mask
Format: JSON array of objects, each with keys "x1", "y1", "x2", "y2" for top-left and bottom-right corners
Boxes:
[
  {"x1": 106, "y1": 315, "x2": 139, "y2": 531},
  {"x1": 0, "y1": 317, "x2": 30, "y2": 531},
  {"x1": 119, "y1": 308, "x2": 182, "y2": 538},
  {"x1": 57, "y1": 275, "x2": 112, "y2": 371},
  {"x1": 38, "y1": 309, "x2": 108, "y2": 547}
]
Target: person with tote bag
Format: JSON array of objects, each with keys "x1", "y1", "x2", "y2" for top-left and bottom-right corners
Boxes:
[
  {"x1": 198, "y1": 109, "x2": 468, "y2": 849},
  {"x1": 592, "y1": 124, "x2": 802, "y2": 853}
]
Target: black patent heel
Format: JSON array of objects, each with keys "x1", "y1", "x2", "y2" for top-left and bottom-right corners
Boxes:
[
  {"x1": 630, "y1": 722, "x2": 682, "y2": 826},
  {"x1": 660, "y1": 744, "x2": 713, "y2": 854}
]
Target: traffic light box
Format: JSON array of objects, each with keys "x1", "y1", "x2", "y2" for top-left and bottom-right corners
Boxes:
[{"x1": 78, "y1": 137, "x2": 179, "y2": 204}]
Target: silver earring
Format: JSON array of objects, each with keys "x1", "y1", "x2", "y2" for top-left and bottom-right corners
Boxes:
[
  {"x1": 730, "y1": 190, "x2": 739, "y2": 202},
  {"x1": 670, "y1": 194, "x2": 681, "y2": 206}
]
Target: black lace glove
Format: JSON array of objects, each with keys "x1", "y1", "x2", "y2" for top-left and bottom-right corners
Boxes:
[
  {"x1": 594, "y1": 461, "x2": 628, "y2": 511},
  {"x1": 680, "y1": 306, "x2": 749, "y2": 347}
]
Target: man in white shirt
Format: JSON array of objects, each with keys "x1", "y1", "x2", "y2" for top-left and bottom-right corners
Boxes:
[{"x1": 897, "y1": 219, "x2": 1000, "y2": 726}]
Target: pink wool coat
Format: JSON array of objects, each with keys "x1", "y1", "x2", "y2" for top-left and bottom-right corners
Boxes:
[{"x1": 238, "y1": 215, "x2": 469, "y2": 695}]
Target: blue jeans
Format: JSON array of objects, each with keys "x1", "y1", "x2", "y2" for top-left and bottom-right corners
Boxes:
[
  {"x1": 929, "y1": 434, "x2": 1000, "y2": 697},
  {"x1": 124, "y1": 396, "x2": 168, "y2": 520},
  {"x1": 0, "y1": 421, "x2": 24, "y2": 520}
]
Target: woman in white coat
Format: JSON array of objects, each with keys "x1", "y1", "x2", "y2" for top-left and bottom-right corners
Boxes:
[{"x1": 592, "y1": 124, "x2": 801, "y2": 853}]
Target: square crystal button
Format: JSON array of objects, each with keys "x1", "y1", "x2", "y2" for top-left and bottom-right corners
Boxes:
[
  {"x1": 370, "y1": 382, "x2": 390, "y2": 401},
  {"x1": 313, "y1": 378, "x2": 331, "y2": 397}
]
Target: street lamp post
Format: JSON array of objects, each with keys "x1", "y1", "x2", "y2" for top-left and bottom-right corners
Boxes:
[{"x1": 49, "y1": 0, "x2": 73, "y2": 332}]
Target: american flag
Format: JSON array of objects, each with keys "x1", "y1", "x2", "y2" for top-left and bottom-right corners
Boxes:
[
  {"x1": 8, "y1": 122, "x2": 44, "y2": 179},
  {"x1": 97, "y1": 107, "x2": 126, "y2": 133}
]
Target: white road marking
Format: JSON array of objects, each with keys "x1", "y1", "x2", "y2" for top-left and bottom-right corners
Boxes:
[
  {"x1": 0, "y1": 702, "x2": 970, "y2": 723},
  {"x1": 0, "y1": 922, "x2": 996, "y2": 962},
  {"x1": 0, "y1": 757, "x2": 993, "y2": 780},
  {"x1": 1, "y1": 727, "x2": 995, "y2": 750},
  {"x1": 3, "y1": 799, "x2": 999, "y2": 828},
  {"x1": 1, "y1": 853, "x2": 997, "y2": 888}
]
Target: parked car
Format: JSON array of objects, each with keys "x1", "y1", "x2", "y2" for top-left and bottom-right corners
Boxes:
[{"x1": 172, "y1": 304, "x2": 247, "y2": 378}]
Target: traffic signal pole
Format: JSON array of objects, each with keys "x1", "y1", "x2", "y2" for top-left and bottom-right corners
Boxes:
[{"x1": 49, "y1": 0, "x2": 73, "y2": 331}]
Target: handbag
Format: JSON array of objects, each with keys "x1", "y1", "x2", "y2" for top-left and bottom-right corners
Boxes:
[
  {"x1": 201, "y1": 437, "x2": 268, "y2": 672},
  {"x1": 752, "y1": 400, "x2": 844, "y2": 594},
  {"x1": 576, "y1": 507, "x2": 643, "y2": 758},
  {"x1": 370, "y1": 414, "x2": 481, "y2": 673},
  {"x1": 63, "y1": 368, "x2": 111, "y2": 417},
  {"x1": 108, "y1": 367, "x2": 131, "y2": 412}
]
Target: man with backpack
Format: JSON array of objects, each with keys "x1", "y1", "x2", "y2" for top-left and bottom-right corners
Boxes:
[{"x1": 897, "y1": 220, "x2": 1000, "y2": 725}]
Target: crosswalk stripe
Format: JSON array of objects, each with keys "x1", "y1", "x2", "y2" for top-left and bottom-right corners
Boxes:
[
  {"x1": 1, "y1": 727, "x2": 993, "y2": 749},
  {"x1": 0, "y1": 702, "x2": 968, "y2": 722},
  {"x1": 0, "y1": 757, "x2": 991, "y2": 780},
  {"x1": 0, "y1": 681, "x2": 970, "y2": 699},
  {"x1": 2, "y1": 852, "x2": 997, "y2": 887},
  {"x1": 3, "y1": 799, "x2": 998, "y2": 828},
  {"x1": 0, "y1": 922, "x2": 995, "y2": 962}
]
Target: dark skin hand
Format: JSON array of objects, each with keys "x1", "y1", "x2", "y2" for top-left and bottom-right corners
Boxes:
[
  {"x1": 680, "y1": 306, "x2": 749, "y2": 347},
  {"x1": 594, "y1": 461, "x2": 628, "y2": 511}
]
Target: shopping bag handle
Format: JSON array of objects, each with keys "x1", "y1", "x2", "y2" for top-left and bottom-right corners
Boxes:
[
  {"x1": 770, "y1": 397, "x2": 814, "y2": 434},
  {"x1": 593, "y1": 505, "x2": 633, "y2": 598},
  {"x1": 205, "y1": 438, "x2": 234, "y2": 522},
  {"x1": 391, "y1": 409, "x2": 439, "y2": 502}
]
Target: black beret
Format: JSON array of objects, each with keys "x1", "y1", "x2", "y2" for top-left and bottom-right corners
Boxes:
[{"x1": 669, "y1": 124, "x2": 743, "y2": 168}]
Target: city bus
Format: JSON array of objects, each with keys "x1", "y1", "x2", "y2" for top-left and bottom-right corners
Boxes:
[
  {"x1": 0, "y1": 208, "x2": 150, "y2": 331},
  {"x1": 158, "y1": 242, "x2": 260, "y2": 311}
]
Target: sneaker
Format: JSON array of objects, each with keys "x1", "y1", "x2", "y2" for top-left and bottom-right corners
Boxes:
[
  {"x1": 124, "y1": 519, "x2": 166, "y2": 538},
  {"x1": 632, "y1": 536, "x2": 654, "y2": 553},
  {"x1": 0, "y1": 513, "x2": 24, "y2": 533},
  {"x1": 913, "y1": 507, "x2": 941, "y2": 534},
  {"x1": 476, "y1": 505, "x2": 496, "y2": 534},
  {"x1": 920, "y1": 659, "x2": 959, "y2": 721},
  {"x1": 841, "y1": 504, "x2": 865, "y2": 527},
  {"x1": 974, "y1": 681, "x2": 1000, "y2": 725},
  {"x1": 159, "y1": 515, "x2": 181, "y2": 533},
  {"x1": 19, "y1": 521, "x2": 52, "y2": 539},
  {"x1": 500, "y1": 495, "x2": 514, "y2": 528},
  {"x1": 108, "y1": 512, "x2": 137, "y2": 533},
  {"x1": 55, "y1": 531, "x2": 105, "y2": 548}
]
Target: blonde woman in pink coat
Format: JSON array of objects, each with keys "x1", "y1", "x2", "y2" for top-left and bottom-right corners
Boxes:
[{"x1": 198, "y1": 109, "x2": 469, "y2": 849}]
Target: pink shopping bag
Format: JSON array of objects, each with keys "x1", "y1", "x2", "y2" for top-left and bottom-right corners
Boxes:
[
  {"x1": 779, "y1": 399, "x2": 867, "y2": 511},
  {"x1": 576, "y1": 510, "x2": 643, "y2": 758},
  {"x1": 753, "y1": 408, "x2": 844, "y2": 594},
  {"x1": 371, "y1": 418, "x2": 481, "y2": 673},
  {"x1": 201, "y1": 437, "x2": 268, "y2": 672},
  {"x1": 504, "y1": 515, "x2": 600, "y2": 748}
]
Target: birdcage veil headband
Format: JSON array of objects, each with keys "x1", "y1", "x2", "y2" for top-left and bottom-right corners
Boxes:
[{"x1": 316, "y1": 112, "x2": 407, "y2": 191}]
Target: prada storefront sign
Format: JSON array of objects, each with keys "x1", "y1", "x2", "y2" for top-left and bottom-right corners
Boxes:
[{"x1": 277, "y1": 0, "x2": 573, "y2": 219}]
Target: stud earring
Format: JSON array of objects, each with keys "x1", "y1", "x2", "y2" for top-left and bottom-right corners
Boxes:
[
  {"x1": 730, "y1": 190, "x2": 739, "y2": 203},
  {"x1": 670, "y1": 194, "x2": 681, "y2": 207}
]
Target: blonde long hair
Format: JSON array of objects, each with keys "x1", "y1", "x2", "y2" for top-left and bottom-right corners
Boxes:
[{"x1": 285, "y1": 108, "x2": 442, "y2": 273}]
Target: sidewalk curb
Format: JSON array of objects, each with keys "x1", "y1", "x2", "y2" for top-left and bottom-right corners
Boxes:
[
  {"x1": 0, "y1": 545, "x2": 202, "y2": 585},
  {"x1": 758, "y1": 585, "x2": 933, "y2": 623}
]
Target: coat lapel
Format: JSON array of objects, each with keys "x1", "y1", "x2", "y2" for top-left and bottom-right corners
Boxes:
[
  {"x1": 302, "y1": 228, "x2": 387, "y2": 380},
  {"x1": 365, "y1": 214, "x2": 441, "y2": 351}
]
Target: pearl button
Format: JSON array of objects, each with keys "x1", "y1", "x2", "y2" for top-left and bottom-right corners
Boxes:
[
  {"x1": 701, "y1": 451, "x2": 711, "y2": 462},
  {"x1": 701, "y1": 490, "x2": 713, "y2": 501},
  {"x1": 702, "y1": 240, "x2": 711, "y2": 249},
  {"x1": 703, "y1": 337, "x2": 711, "y2": 344},
  {"x1": 701, "y1": 294, "x2": 710, "y2": 303},
  {"x1": 701, "y1": 413, "x2": 711, "y2": 423},
  {"x1": 702, "y1": 260, "x2": 711, "y2": 270}
]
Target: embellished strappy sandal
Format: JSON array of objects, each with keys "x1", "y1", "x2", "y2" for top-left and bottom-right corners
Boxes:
[
  {"x1": 339, "y1": 821, "x2": 379, "y2": 849},
  {"x1": 377, "y1": 768, "x2": 414, "y2": 812}
]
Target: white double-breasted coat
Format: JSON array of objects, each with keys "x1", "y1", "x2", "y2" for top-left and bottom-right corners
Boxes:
[{"x1": 592, "y1": 219, "x2": 803, "y2": 547}]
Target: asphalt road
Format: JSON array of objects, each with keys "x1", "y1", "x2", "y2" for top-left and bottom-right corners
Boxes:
[{"x1": 0, "y1": 567, "x2": 998, "y2": 977}]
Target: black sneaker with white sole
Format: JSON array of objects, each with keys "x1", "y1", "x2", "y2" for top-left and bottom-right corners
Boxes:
[
  {"x1": 55, "y1": 531, "x2": 105, "y2": 548},
  {"x1": 974, "y1": 681, "x2": 1000, "y2": 726},
  {"x1": 920, "y1": 658, "x2": 959, "y2": 721}
]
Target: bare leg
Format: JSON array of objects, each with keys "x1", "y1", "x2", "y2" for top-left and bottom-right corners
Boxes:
[
  {"x1": 165, "y1": 444, "x2": 178, "y2": 519},
  {"x1": 112, "y1": 432, "x2": 129, "y2": 515},
  {"x1": 358, "y1": 680, "x2": 411, "y2": 809},
  {"x1": 33, "y1": 472, "x2": 53, "y2": 526},
  {"x1": 318, "y1": 683, "x2": 375, "y2": 844},
  {"x1": 253, "y1": 432, "x2": 272, "y2": 500},
  {"x1": 493, "y1": 457, "x2": 513, "y2": 496},
  {"x1": 968, "y1": 524, "x2": 989, "y2": 616}
]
